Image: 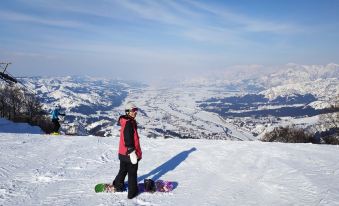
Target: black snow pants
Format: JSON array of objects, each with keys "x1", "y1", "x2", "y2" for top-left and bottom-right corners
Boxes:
[
  {"x1": 52, "y1": 119, "x2": 60, "y2": 133},
  {"x1": 113, "y1": 160, "x2": 138, "y2": 199}
]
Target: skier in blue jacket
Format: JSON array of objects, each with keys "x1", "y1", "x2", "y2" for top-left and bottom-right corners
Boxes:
[{"x1": 51, "y1": 105, "x2": 65, "y2": 134}]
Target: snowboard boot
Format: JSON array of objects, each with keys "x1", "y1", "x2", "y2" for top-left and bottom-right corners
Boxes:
[
  {"x1": 112, "y1": 180, "x2": 125, "y2": 192},
  {"x1": 128, "y1": 191, "x2": 138, "y2": 199},
  {"x1": 144, "y1": 179, "x2": 156, "y2": 192}
]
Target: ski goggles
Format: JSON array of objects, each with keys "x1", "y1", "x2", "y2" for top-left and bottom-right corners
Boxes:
[{"x1": 131, "y1": 108, "x2": 138, "y2": 112}]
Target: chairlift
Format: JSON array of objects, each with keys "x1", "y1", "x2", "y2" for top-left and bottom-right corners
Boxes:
[
  {"x1": 0, "y1": 62, "x2": 36, "y2": 95},
  {"x1": 0, "y1": 62, "x2": 18, "y2": 84}
]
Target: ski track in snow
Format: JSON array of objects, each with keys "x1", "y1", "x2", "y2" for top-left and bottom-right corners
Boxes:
[{"x1": 1, "y1": 133, "x2": 339, "y2": 205}]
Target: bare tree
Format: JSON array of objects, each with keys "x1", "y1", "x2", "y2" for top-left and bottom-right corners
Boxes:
[
  {"x1": 0, "y1": 85, "x2": 6, "y2": 117},
  {"x1": 8, "y1": 86, "x2": 24, "y2": 121},
  {"x1": 0, "y1": 83, "x2": 53, "y2": 133},
  {"x1": 24, "y1": 93, "x2": 44, "y2": 121},
  {"x1": 0, "y1": 85, "x2": 12, "y2": 119}
]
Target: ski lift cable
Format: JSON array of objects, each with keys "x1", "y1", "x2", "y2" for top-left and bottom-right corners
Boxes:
[
  {"x1": 0, "y1": 62, "x2": 17, "y2": 84},
  {"x1": 0, "y1": 62, "x2": 11, "y2": 73},
  {"x1": 0, "y1": 62, "x2": 36, "y2": 94}
]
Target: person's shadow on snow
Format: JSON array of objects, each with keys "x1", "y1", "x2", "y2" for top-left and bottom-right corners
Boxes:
[{"x1": 137, "y1": 147, "x2": 197, "y2": 188}]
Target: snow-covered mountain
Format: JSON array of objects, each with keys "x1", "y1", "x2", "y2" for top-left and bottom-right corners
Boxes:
[
  {"x1": 257, "y1": 63, "x2": 339, "y2": 103},
  {"x1": 270, "y1": 63, "x2": 338, "y2": 86},
  {"x1": 182, "y1": 63, "x2": 339, "y2": 100},
  {"x1": 16, "y1": 76, "x2": 256, "y2": 140},
  {"x1": 187, "y1": 63, "x2": 338, "y2": 138},
  {"x1": 10, "y1": 63, "x2": 337, "y2": 139},
  {"x1": 260, "y1": 78, "x2": 338, "y2": 104},
  {"x1": 1, "y1": 133, "x2": 339, "y2": 205},
  {"x1": 19, "y1": 76, "x2": 145, "y2": 136},
  {"x1": 259, "y1": 63, "x2": 339, "y2": 87}
]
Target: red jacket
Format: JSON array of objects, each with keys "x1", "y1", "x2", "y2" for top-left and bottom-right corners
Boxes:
[{"x1": 118, "y1": 115, "x2": 142, "y2": 161}]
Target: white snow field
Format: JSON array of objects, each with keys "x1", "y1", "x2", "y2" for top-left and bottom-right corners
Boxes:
[
  {"x1": 0, "y1": 118, "x2": 43, "y2": 134},
  {"x1": 1, "y1": 133, "x2": 339, "y2": 206}
]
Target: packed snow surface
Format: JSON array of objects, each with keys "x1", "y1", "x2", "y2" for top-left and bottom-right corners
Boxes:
[
  {"x1": 0, "y1": 118, "x2": 43, "y2": 134},
  {"x1": 1, "y1": 133, "x2": 339, "y2": 206}
]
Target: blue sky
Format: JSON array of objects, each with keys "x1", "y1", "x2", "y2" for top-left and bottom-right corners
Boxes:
[{"x1": 1, "y1": 0, "x2": 338, "y2": 83}]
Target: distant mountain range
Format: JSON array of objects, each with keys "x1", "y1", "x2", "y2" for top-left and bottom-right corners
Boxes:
[
  {"x1": 259, "y1": 63, "x2": 339, "y2": 87},
  {"x1": 13, "y1": 63, "x2": 338, "y2": 139},
  {"x1": 184, "y1": 63, "x2": 338, "y2": 102},
  {"x1": 255, "y1": 63, "x2": 339, "y2": 103},
  {"x1": 192, "y1": 63, "x2": 338, "y2": 138},
  {"x1": 19, "y1": 76, "x2": 145, "y2": 136}
]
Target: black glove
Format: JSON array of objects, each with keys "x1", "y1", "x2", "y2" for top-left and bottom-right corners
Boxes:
[{"x1": 127, "y1": 147, "x2": 135, "y2": 154}]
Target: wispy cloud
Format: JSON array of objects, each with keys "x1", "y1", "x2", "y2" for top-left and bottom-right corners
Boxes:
[
  {"x1": 1, "y1": 0, "x2": 337, "y2": 82},
  {"x1": 0, "y1": 10, "x2": 85, "y2": 28},
  {"x1": 0, "y1": 0, "x2": 302, "y2": 45},
  {"x1": 185, "y1": 0, "x2": 300, "y2": 34},
  {"x1": 108, "y1": 0, "x2": 302, "y2": 47}
]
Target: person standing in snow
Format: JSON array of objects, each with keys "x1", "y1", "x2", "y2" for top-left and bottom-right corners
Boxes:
[
  {"x1": 113, "y1": 102, "x2": 142, "y2": 199},
  {"x1": 50, "y1": 105, "x2": 66, "y2": 134}
]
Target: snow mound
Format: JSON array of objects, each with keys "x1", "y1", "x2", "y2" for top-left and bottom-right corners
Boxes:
[
  {"x1": 0, "y1": 133, "x2": 339, "y2": 205},
  {"x1": 0, "y1": 118, "x2": 43, "y2": 134}
]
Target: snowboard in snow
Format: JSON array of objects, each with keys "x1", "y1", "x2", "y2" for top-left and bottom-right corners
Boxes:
[
  {"x1": 95, "y1": 183, "x2": 116, "y2": 193},
  {"x1": 94, "y1": 180, "x2": 175, "y2": 193}
]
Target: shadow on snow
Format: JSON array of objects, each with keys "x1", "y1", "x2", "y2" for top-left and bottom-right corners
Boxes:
[{"x1": 137, "y1": 147, "x2": 197, "y2": 190}]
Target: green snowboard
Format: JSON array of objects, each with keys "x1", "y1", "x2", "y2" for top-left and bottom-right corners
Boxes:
[{"x1": 95, "y1": 183, "x2": 116, "y2": 193}]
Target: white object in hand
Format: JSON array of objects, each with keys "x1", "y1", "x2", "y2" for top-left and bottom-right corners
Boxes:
[{"x1": 129, "y1": 151, "x2": 138, "y2": 164}]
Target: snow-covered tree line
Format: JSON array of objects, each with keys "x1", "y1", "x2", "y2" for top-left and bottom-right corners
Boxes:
[
  {"x1": 0, "y1": 84, "x2": 53, "y2": 133},
  {"x1": 316, "y1": 99, "x2": 339, "y2": 144},
  {"x1": 262, "y1": 96, "x2": 339, "y2": 144}
]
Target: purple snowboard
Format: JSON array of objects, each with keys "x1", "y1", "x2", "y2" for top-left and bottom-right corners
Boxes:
[{"x1": 139, "y1": 180, "x2": 174, "y2": 193}]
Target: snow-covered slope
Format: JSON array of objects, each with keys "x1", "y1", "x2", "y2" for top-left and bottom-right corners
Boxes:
[
  {"x1": 1, "y1": 133, "x2": 339, "y2": 206},
  {"x1": 0, "y1": 118, "x2": 43, "y2": 134},
  {"x1": 18, "y1": 76, "x2": 142, "y2": 136}
]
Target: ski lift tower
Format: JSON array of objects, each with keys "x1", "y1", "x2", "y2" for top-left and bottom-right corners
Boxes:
[{"x1": 0, "y1": 62, "x2": 18, "y2": 84}]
